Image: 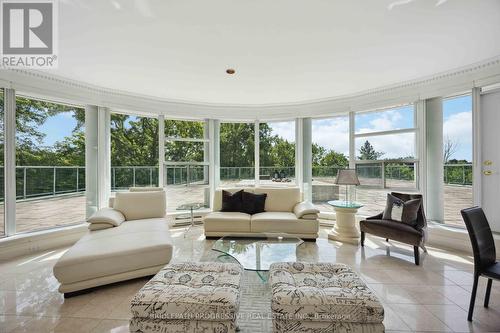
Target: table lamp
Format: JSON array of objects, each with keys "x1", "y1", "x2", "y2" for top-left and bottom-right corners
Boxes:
[{"x1": 335, "y1": 169, "x2": 360, "y2": 204}]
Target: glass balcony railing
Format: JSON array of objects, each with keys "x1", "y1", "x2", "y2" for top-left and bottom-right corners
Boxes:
[{"x1": 0, "y1": 163, "x2": 472, "y2": 202}]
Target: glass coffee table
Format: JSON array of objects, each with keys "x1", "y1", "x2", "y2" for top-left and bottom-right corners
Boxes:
[{"x1": 212, "y1": 234, "x2": 304, "y2": 281}]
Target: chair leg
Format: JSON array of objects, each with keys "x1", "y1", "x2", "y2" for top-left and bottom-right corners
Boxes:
[
  {"x1": 413, "y1": 246, "x2": 419, "y2": 265},
  {"x1": 484, "y1": 278, "x2": 493, "y2": 308},
  {"x1": 468, "y1": 273, "x2": 480, "y2": 321},
  {"x1": 360, "y1": 231, "x2": 365, "y2": 246}
]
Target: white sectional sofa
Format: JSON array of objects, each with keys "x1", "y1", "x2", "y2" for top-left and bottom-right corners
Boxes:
[
  {"x1": 53, "y1": 189, "x2": 172, "y2": 297},
  {"x1": 203, "y1": 187, "x2": 320, "y2": 240}
]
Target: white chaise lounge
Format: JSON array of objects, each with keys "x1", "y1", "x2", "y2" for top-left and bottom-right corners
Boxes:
[{"x1": 53, "y1": 190, "x2": 173, "y2": 297}]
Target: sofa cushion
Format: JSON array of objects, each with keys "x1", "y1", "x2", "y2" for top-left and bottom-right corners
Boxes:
[
  {"x1": 213, "y1": 188, "x2": 254, "y2": 212},
  {"x1": 360, "y1": 219, "x2": 423, "y2": 245},
  {"x1": 254, "y1": 187, "x2": 300, "y2": 212},
  {"x1": 221, "y1": 190, "x2": 243, "y2": 212},
  {"x1": 382, "y1": 193, "x2": 421, "y2": 226},
  {"x1": 203, "y1": 212, "x2": 251, "y2": 233},
  {"x1": 251, "y1": 212, "x2": 318, "y2": 234},
  {"x1": 87, "y1": 207, "x2": 125, "y2": 227},
  {"x1": 53, "y1": 218, "x2": 172, "y2": 285},
  {"x1": 293, "y1": 201, "x2": 319, "y2": 219},
  {"x1": 241, "y1": 191, "x2": 267, "y2": 215},
  {"x1": 114, "y1": 191, "x2": 166, "y2": 221},
  {"x1": 88, "y1": 223, "x2": 114, "y2": 231}
]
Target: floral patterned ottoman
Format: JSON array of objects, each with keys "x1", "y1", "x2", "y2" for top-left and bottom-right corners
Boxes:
[
  {"x1": 130, "y1": 262, "x2": 243, "y2": 333},
  {"x1": 270, "y1": 262, "x2": 385, "y2": 333}
]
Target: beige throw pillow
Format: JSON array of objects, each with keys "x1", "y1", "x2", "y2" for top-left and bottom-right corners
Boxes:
[{"x1": 114, "y1": 191, "x2": 166, "y2": 221}]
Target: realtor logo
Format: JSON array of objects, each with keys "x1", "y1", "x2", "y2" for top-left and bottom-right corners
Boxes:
[{"x1": 1, "y1": 0, "x2": 58, "y2": 68}]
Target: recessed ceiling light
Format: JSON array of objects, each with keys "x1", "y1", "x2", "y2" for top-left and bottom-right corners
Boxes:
[{"x1": 226, "y1": 68, "x2": 235, "y2": 75}]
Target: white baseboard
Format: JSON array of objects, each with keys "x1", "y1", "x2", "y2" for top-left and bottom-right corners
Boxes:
[{"x1": 0, "y1": 224, "x2": 87, "y2": 261}]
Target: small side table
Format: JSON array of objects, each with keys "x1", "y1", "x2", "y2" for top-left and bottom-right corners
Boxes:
[
  {"x1": 327, "y1": 200, "x2": 363, "y2": 245},
  {"x1": 176, "y1": 203, "x2": 205, "y2": 237}
]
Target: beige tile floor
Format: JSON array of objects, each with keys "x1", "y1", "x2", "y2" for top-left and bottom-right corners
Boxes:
[{"x1": 0, "y1": 226, "x2": 499, "y2": 332}]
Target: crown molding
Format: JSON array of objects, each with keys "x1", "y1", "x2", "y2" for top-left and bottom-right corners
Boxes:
[{"x1": 1, "y1": 56, "x2": 500, "y2": 120}]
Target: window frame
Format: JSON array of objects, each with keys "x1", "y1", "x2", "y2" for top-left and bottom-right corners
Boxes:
[{"x1": 353, "y1": 104, "x2": 419, "y2": 191}]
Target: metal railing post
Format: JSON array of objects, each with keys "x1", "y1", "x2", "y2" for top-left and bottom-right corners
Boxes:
[
  {"x1": 53, "y1": 167, "x2": 56, "y2": 195},
  {"x1": 23, "y1": 167, "x2": 27, "y2": 199},
  {"x1": 76, "y1": 167, "x2": 79, "y2": 192},
  {"x1": 132, "y1": 167, "x2": 136, "y2": 187},
  {"x1": 381, "y1": 161, "x2": 386, "y2": 188},
  {"x1": 150, "y1": 167, "x2": 153, "y2": 186},
  {"x1": 112, "y1": 167, "x2": 116, "y2": 190},
  {"x1": 462, "y1": 165, "x2": 466, "y2": 185}
]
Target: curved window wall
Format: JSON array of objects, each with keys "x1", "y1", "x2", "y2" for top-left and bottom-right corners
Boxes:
[{"x1": 0, "y1": 90, "x2": 479, "y2": 238}]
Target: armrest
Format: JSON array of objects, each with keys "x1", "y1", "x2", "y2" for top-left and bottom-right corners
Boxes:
[
  {"x1": 87, "y1": 207, "x2": 125, "y2": 227},
  {"x1": 366, "y1": 212, "x2": 383, "y2": 220},
  {"x1": 293, "y1": 201, "x2": 320, "y2": 219}
]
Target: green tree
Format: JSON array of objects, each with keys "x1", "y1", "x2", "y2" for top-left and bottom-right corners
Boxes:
[
  {"x1": 111, "y1": 114, "x2": 159, "y2": 166},
  {"x1": 220, "y1": 123, "x2": 255, "y2": 168},
  {"x1": 358, "y1": 140, "x2": 384, "y2": 160},
  {"x1": 321, "y1": 150, "x2": 348, "y2": 167}
]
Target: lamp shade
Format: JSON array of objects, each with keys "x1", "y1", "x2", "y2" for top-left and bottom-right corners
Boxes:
[{"x1": 335, "y1": 169, "x2": 360, "y2": 185}]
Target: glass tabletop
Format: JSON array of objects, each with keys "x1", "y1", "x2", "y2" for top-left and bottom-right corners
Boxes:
[
  {"x1": 212, "y1": 234, "x2": 304, "y2": 271},
  {"x1": 176, "y1": 203, "x2": 205, "y2": 211},
  {"x1": 327, "y1": 200, "x2": 363, "y2": 209}
]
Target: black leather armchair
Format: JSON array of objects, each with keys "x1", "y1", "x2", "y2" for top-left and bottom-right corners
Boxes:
[
  {"x1": 461, "y1": 207, "x2": 499, "y2": 321},
  {"x1": 359, "y1": 192, "x2": 427, "y2": 265}
]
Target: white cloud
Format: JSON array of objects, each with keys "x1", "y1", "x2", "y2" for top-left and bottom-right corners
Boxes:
[
  {"x1": 443, "y1": 111, "x2": 472, "y2": 160},
  {"x1": 357, "y1": 110, "x2": 403, "y2": 133},
  {"x1": 357, "y1": 133, "x2": 415, "y2": 159},
  {"x1": 268, "y1": 121, "x2": 295, "y2": 142},
  {"x1": 312, "y1": 118, "x2": 350, "y2": 155},
  {"x1": 443, "y1": 111, "x2": 472, "y2": 145}
]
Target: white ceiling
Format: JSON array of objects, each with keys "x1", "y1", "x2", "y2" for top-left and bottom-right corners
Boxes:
[{"x1": 55, "y1": 0, "x2": 500, "y2": 105}]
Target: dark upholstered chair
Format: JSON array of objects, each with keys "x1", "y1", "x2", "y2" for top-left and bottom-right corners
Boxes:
[
  {"x1": 461, "y1": 207, "x2": 499, "y2": 321},
  {"x1": 360, "y1": 192, "x2": 427, "y2": 265}
]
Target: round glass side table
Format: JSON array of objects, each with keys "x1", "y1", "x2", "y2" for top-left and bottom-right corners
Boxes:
[
  {"x1": 176, "y1": 203, "x2": 205, "y2": 237},
  {"x1": 327, "y1": 200, "x2": 364, "y2": 245}
]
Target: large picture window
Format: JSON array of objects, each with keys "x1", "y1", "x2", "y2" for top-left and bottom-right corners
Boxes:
[
  {"x1": 311, "y1": 116, "x2": 349, "y2": 212},
  {"x1": 15, "y1": 96, "x2": 86, "y2": 233},
  {"x1": 443, "y1": 94, "x2": 473, "y2": 226},
  {"x1": 354, "y1": 104, "x2": 418, "y2": 216},
  {"x1": 164, "y1": 120, "x2": 209, "y2": 212},
  {"x1": 111, "y1": 114, "x2": 159, "y2": 190},
  {"x1": 259, "y1": 121, "x2": 295, "y2": 185},
  {"x1": 219, "y1": 122, "x2": 255, "y2": 187}
]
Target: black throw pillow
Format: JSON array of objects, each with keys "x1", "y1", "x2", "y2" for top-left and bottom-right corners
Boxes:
[
  {"x1": 382, "y1": 193, "x2": 421, "y2": 226},
  {"x1": 221, "y1": 190, "x2": 243, "y2": 212},
  {"x1": 241, "y1": 191, "x2": 267, "y2": 215}
]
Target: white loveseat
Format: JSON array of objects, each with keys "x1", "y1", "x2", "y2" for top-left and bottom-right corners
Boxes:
[
  {"x1": 203, "y1": 187, "x2": 320, "y2": 240},
  {"x1": 53, "y1": 189, "x2": 173, "y2": 297}
]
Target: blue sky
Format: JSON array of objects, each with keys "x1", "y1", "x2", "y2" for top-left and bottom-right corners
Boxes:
[
  {"x1": 38, "y1": 112, "x2": 78, "y2": 146},
  {"x1": 443, "y1": 95, "x2": 472, "y2": 161}
]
